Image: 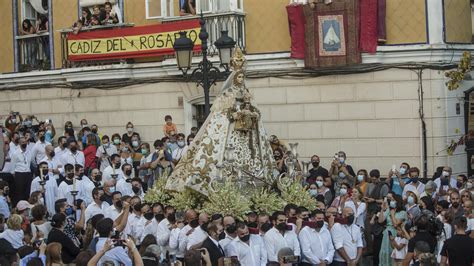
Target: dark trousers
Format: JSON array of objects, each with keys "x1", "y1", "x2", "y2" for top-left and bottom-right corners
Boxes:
[
  {"x1": 372, "y1": 233, "x2": 383, "y2": 266},
  {"x1": 13, "y1": 172, "x2": 32, "y2": 206}
]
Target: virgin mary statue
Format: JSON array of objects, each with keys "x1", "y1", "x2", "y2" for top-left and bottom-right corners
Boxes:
[{"x1": 166, "y1": 49, "x2": 275, "y2": 195}]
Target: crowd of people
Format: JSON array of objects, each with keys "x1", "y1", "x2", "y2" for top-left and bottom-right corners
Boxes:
[{"x1": 0, "y1": 111, "x2": 473, "y2": 266}]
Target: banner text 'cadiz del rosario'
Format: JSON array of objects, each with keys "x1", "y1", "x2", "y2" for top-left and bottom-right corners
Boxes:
[{"x1": 67, "y1": 20, "x2": 201, "y2": 61}]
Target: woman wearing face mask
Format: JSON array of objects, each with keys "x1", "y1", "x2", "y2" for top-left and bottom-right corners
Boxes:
[
  {"x1": 405, "y1": 191, "x2": 421, "y2": 224},
  {"x1": 47, "y1": 213, "x2": 81, "y2": 264},
  {"x1": 345, "y1": 187, "x2": 367, "y2": 230},
  {"x1": 122, "y1": 122, "x2": 140, "y2": 146},
  {"x1": 84, "y1": 134, "x2": 98, "y2": 175},
  {"x1": 355, "y1": 169, "x2": 369, "y2": 195},
  {"x1": 313, "y1": 176, "x2": 332, "y2": 206},
  {"x1": 330, "y1": 182, "x2": 351, "y2": 214},
  {"x1": 111, "y1": 133, "x2": 122, "y2": 150},
  {"x1": 377, "y1": 194, "x2": 407, "y2": 266},
  {"x1": 130, "y1": 135, "x2": 143, "y2": 176},
  {"x1": 273, "y1": 149, "x2": 287, "y2": 174}
]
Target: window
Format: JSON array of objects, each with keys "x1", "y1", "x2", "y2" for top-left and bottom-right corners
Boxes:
[
  {"x1": 22, "y1": 0, "x2": 39, "y2": 24},
  {"x1": 146, "y1": 0, "x2": 174, "y2": 19},
  {"x1": 196, "y1": 0, "x2": 243, "y2": 13}
]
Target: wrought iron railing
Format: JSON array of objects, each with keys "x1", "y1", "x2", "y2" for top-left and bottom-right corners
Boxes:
[
  {"x1": 162, "y1": 11, "x2": 246, "y2": 55},
  {"x1": 15, "y1": 32, "x2": 51, "y2": 72}
]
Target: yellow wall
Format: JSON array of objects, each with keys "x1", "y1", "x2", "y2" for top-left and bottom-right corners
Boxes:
[
  {"x1": 0, "y1": 0, "x2": 14, "y2": 73},
  {"x1": 52, "y1": 0, "x2": 78, "y2": 69},
  {"x1": 385, "y1": 0, "x2": 427, "y2": 44},
  {"x1": 244, "y1": 0, "x2": 291, "y2": 54},
  {"x1": 444, "y1": 0, "x2": 472, "y2": 43}
]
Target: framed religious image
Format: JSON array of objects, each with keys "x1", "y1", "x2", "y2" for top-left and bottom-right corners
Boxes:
[{"x1": 317, "y1": 14, "x2": 346, "y2": 56}]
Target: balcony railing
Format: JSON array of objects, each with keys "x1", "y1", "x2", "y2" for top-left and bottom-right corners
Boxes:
[
  {"x1": 162, "y1": 11, "x2": 246, "y2": 55},
  {"x1": 59, "y1": 23, "x2": 135, "y2": 68},
  {"x1": 15, "y1": 32, "x2": 51, "y2": 72}
]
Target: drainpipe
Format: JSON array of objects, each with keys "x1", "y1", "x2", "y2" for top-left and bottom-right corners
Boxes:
[
  {"x1": 417, "y1": 70, "x2": 428, "y2": 178},
  {"x1": 13, "y1": 0, "x2": 19, "y2": 72}
]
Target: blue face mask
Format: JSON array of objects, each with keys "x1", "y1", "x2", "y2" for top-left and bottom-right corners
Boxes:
[
  {"x1": 399, "y1": 167, "x2": 406, "y2": 175},
  {"x1": 309, "y1": 189, "x2": 318, "y2": 197},
  {"x1": 109, "y1": 187, "x2": 116, "y2": 193},
  {"x1": 357, "y1": 175, "x2": 364, "y2": 182},
  {"x1": 65, "y1": 206, "x2": 74, "y2": 216},
  {"x1": 407, "y1": 196, "x2": 415, "y2": 205},
  {"x1": 389, "y1": 201, "x2": 397, "y2": 209}
]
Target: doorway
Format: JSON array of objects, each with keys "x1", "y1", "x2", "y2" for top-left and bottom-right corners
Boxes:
[{"x1": 464, "y1": 87, "x2": 474, "y2": 176}]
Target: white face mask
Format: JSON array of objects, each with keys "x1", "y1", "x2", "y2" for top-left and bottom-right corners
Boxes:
[
  {"x1": 316, "y1": 181, "x2": 324, "y2": 188},
  {"x1": 127, "y1": 127, "x2": 134, "y2": 133},
  {"x1": 38, "y1": 198, "x2": 44, "y2": 205},
  {"x1": 177, "y1": 141, "x2": 185, "y2": 147},
  {"x1": 340, "y1": 188, "x2": 347, "y2": 196},
  {"x1": 132, "y1": 141, "x2": 139, "y2": 147},
  {"x1": 339, "y1": 172, "x2": 346, "y2": 178},
  {"x1": 339, "y1": 157, "x2": 345, "y2": 164},
  {"x1": 466, "y1": 182, "x2": 473, "y2": 189},
  {"x1": 442, "y1": 171, "x2": 450, "y2": 177}
]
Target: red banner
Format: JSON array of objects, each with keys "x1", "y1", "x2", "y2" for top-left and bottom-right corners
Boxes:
[{"x1": 67, "y1": 20, "x2": 201, "y2": 61}]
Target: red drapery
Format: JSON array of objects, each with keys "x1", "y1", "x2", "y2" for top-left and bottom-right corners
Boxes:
[
  {"x1": 359, "y1": 0, "x2": 378, "y2": 53},
  {"x1": 286, "y1": 4, "x2": 306, "y2": 59}
]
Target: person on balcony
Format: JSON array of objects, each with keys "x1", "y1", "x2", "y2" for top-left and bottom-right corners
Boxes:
[
  {"x1": 102, "y1": 1, "x2": 119, "y2": 25},
  {"x1": 180, "y1": 0, "x2": 196, "y2": 16},
  {"x1": 19, "y1": 19, "x2": 36, "y2": 35}
]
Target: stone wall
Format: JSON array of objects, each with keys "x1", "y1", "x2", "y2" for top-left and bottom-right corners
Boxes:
[{"x1": 0, "y1": 68, "x2": 469, "y2": 176}]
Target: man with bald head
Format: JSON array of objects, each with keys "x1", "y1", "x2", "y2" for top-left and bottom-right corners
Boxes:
[
  {"x1": 330, "y1": 207, "x2": 363, "y2": 266},
  {"x1": 187, "y1": 212, "x2": 209, "y2": 249},
  {"x1": 41, "y1": 144, "x2": 62, "y2": 175},
  {"x1": 176, "y1": 209, "x2": 199, "y2": 262}
]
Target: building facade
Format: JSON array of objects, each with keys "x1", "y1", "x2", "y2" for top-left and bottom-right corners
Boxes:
[{"x1": 0, "y1": 0, "x2": 473, "y2": 177}]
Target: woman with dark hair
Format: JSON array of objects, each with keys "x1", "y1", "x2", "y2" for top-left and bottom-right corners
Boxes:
[
  {"x1": 47, "y1": 213, "x2": 81, "y2": 264},
  {"x1": 419, "y1": 196, "x2": 435, "y2": 214},
  {"x1": 35, "y1": 14, "x2": 50, "y2": 60},
  {"x1": 36, "y1": 15, "x2": 48, "y2": 32},
  {"x1": 139, "y1": 234, "x2": 157, "y2": 255},
  {"x1": 30, "y1": 204, "x2": 51, "y2": 243},
  {"x1": 84, "y1": 134, "x2": 98, "y2": 174},
  {"x1": 20, "y1": 19, "x2": 36, "y2": 35},
  {"x1": 81, "y1": 8, "x2": 92, "y2": 26},
  {"x1": 378, "y1": 193, "x2": 407, "y2": 265},
  {"x1": 180, "y1": 0, "x2": 196, "y2": 15}
]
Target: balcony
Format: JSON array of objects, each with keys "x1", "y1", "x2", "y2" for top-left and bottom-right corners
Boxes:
[
  {"x1": 162, "y1": 11, "x2": 246, "y2": 55},
  {"x1": 58, "y1": 12, "x2": 245, "y2": 68},
  {"x1": 16, "y1": 32, "x2": 51, "y2": 72}
]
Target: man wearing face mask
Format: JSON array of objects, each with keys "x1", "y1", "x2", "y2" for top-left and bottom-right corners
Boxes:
[
  {"x1": 79, "y1": 167, "x2": 99, "y2": 206},
  {"x1": 41, "y1": 144, "x2": 61, "y2": 175},
  {"x1": 294, "y1": 206, "x2": 310, "y2": 234},
  {"x1": 58, "y1": 164, "x2": 76, "y2": 206},
  {"x1": 105, "y1": 191, "x2": 123, "y2": 221},
  {"x1": 388, "y1": 162, "x2": 411, "y2": 197},
  {"x1": 55, "y1": 136, "x2": 69, "y2": 165},
  {"x1": 172, "y1": 133, "x2": 188, "y2": 165},
  {"x1": 329, "y1": 151, "x2": 356, "y2": 196},
  {"x1": 264, "y1": 211, "x2": 300, "y2": 264},
  {"x1": 402, "y1": 167, "x2": 425, "y2": 200},
  {"x1": 187, "y1": 212, "x2": 210, "y2": 250},
  {"x1": 228, "y1": 222, "x2": 267, "y2": 266},
  {"x1": 30, "y1": 162, "x2": 58, "y2": 215},
  {"x1": 85, "y1": 187, "x2": 110, "y2": 222},
  {"x1": 156, "y1": 206, "x2": 176, "y2": 260},
  {"x1": 31, "y1": 129, "x2": 49, "y2": 170},
  {"x1": 54, "y1": 198, "x2": 85, "y2": 247},
  {"x1": 331, "y1": 207, "x2": 363, "y2": 266},
  {"x1": 455, "y1": 174, "x2": 468, "y2": 190},
  {"x1": 200, "y1": 223, "x2": 226, "y2": 266},
  {"x1": 117, "y1": 164, "x2": 133, "y2": 196},
  {"x1": 434, "y1": 166, "x2": 457, "y2": 200},
  {"x1": 298, "y1": 209, "x2": 335, "y2": 265},
  {"x1": 219, "y1": 215, "x2": 237, "y2": 257},
  {"x1": 102, "y1": 154, "x2": 124, "y2": 182},
  {"x1": 96, "y1": 135, "x2": 117, "y2": 172},
  {"x1": 130, "y1": 178, "x2": 145, "y2": 200},
  {"x1": 128, "y1": 202, "x2": 147, "y2": 246},
  {"x1": 307, "y1": 155, "x2": 329, "y2": 185},
  {"x1": 10, "y1": 136, "x2": 32, "y2": 206},
  {"x1": 177, "y1": 209, "x2": 198, "y2": 260},
  {"x1": 61, "y1": 140, "x2": 85, "y2": 168}
]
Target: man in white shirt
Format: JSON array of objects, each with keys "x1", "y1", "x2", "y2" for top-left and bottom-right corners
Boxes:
[
  {"x1": 130, "y1": 178, "x2": 145, "y2": 200},
  {"x1": 95, "y1": 218, "x2": 133, "y2": 266},
  {"x1": 84, "y1": 187, "x2": 110, "y2": 222},
  {"x1": 103, "y1": 154, "x2": 123, "y2": 182},
  {"x1": 10, "y1": 137, "x2": 32, "y2": 206},
  {"x1": 61, "y1": 140, "x2": 85, "y2": 167},
  {"x1": 219, "y1": 215, "x2": 237, "y2": 257},
  {"x1": 79, "y1": 168, "x2": 100, "y2": 206},
  {"x1": 105, "y1": 191, "x2": 124, "y2": 221},
  {"x1": 30, "y1": 162, "x2": 59, "y2": 215},
  {"x1": 177, "y1": 209, "x2": 198, "y2": 260},
  {"x1": 31, "y1": 129, "x2": 49, "y2": 166},
  {"x1": 169, "y1": 211, "x2": 185, "y2": 260},
  {"x1": 229, "y1": 223, "x2": 267, "y2": 266},
  {"x1": 156, "y1": 206, "x2": 176, "y2": 259},
  {"x1": 116, "y1": 164, "x2": 133, "y2": 196},
  {"x1": 187, "y1": 212, "x2": 209, "y2": 250},
  {"x1": 434, "y1": 166, "x2": 458, "y2": 200},
  {"x1": 96, "y1": 135, "x2": 117, "y2": 172},
  {"x1": 402, "y1": 167, "x2": 425, "y2": 199},
  {"x1": 58, "y1": 164, "x2": 79, "y2": 206},
  {"x1": 331, "y1": 207, "x2": 363, "y2": 265},
  {"x1": 40, "y1": 144, "x2": 62, "y2": 175},
  {"x1": 128, "y1": 202, "x2": 147, "y2": 245},
  {"x1": 263, "y1": 211, "x2": 301, "y2": 263},
  {"x1": 54, "y1": 136, "x2": 69, "y2": 165},
  {"x1": 298, "y1": 209, "x2": 334, "y2": 265}
]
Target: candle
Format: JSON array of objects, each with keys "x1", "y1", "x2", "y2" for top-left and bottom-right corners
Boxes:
[
  {"x1": 73, "y1": 177, "x2": 76, "y2": 191},
  {"x1": 39, "y1": 168, "x2": 43, "y2": 181},
  {"x1": 112, "y1": 164, "x2": 116, "y2": 175}
]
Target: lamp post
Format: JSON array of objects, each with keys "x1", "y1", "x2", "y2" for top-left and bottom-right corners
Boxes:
[{"x1": 173, "y1": 13, "x2": 236, "y2": 117}]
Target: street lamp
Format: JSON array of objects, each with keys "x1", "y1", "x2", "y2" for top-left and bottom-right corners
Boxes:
[{"x1": 173, "y1": 13, "x2": 236, "y2": 117}]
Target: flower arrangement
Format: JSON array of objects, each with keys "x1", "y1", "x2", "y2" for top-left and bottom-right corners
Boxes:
[
  {"x1": 202, "y1": 181, "x2": 251, "y2": 220},
  {"x1": 250, "y1": 188, "x2": 285, "y2": 214}
]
